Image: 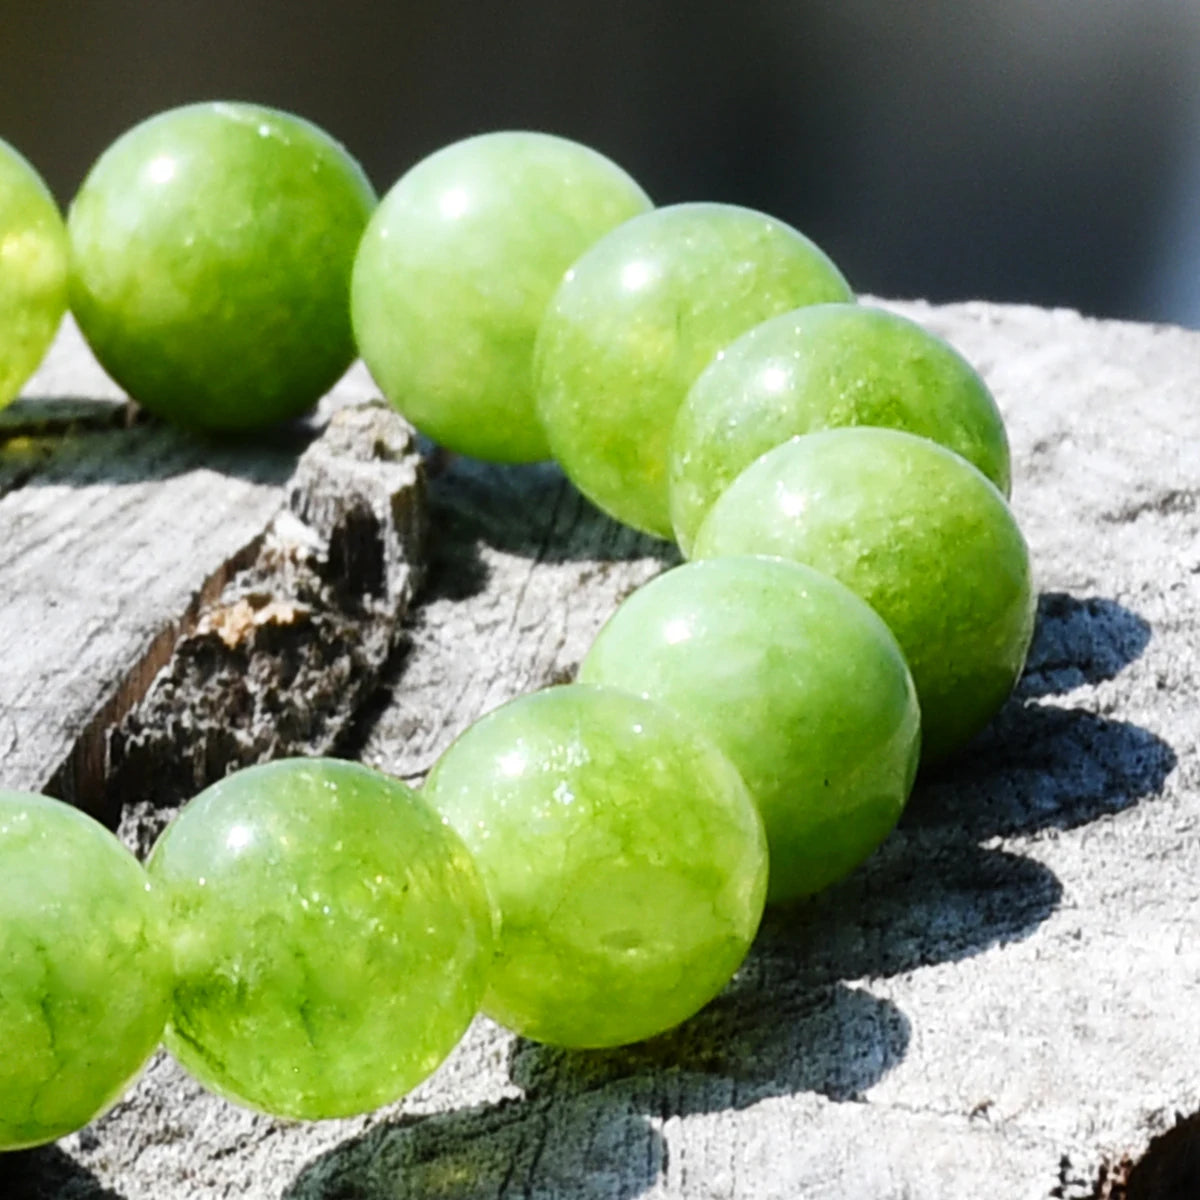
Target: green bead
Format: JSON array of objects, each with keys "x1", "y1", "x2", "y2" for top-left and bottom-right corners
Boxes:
[
  {"x1": 146, "y1": 759, "x2": 492, "y2": 1120},
  {"x1": 351, "y1": 132, "x2": 651, "y2": 462},
  {"x1": 424, "y1": 684, "x2": 767, "y2": 1048},
  {"x1": 0, "y1": 791, "x2": 171, "y2": 1150},
  {"x1": 534, "y1": 202, "x2": 853, "y2": 537},
  {"x1": 0, "y1": 139, "x2": 68, "y2": 409},
  {"x1": 68, "y1": 103, "x2": 376, "y2": 431},
  {"x1": 580, "y1": 556, "x2": 920, "y2": 903},
  {"x1": 693, "y1": 429, "x2": 1036, "y2": 763},
  {"x1": 669, "y1": 302, "x2": 1012, "y2": 554}
]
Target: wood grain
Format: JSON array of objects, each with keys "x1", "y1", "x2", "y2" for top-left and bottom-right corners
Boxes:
[
  {"x1": 7, "y1": 302, "x2": 1200, "y2": 1200},
  {"x1": 0, "y1": 321, "x2": 417, "y2": 825}
]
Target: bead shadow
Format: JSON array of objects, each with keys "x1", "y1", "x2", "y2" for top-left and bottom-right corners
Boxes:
[
  {"x1": 288, "y1": 589, "x2": 1169, "y2": 1195},
  {"x1": 1014, "y1": 592, "x2": 1152, "y2": 700},
  {"x1": 515, "y1": 845, "x2": 1050, "y2": 1118},
  {"x1": 507, "y1": 982, "x2": 908, "y2": 1116},
  {"x1": 767, "y1": 841, "x2": 1062, "y2": 988},
  {"x1": 8, "y1": 1143, "x2": 127, "y2": 1200},
  {"x1": 283, "y1": 989, "x2": 906, "y2": 1199},
  {"x1": 0, "y1": 419, "x2": 303, "y2": 493},
  {"x1": 655, "y1": 588, "x2": 1171, "y2": 1112},
  {"x1": 909, "y1": 591, "x2": 1171, "y2": 838},
  {"x1": 283, "y1": 1099, "x2": 665, "y2": 1200},
  {"x1": 510, "y1": 598, "x2": 1156, "y2": 1117},
  {"x1": 424, "y1": 453, "x2": 679, "y2": 574},
  {"x1": 910, "y1": 702, "x2": 1176, "y2": 840},
  {"x1": 498, "y1": 848, "x2": 1055, "y2": 1125},
  {"x1": 0, "y1": 397, "x2": 131, "y2": 436},
  {"x1": 791, "y1": 590, "x2": 1171, "y2": 976},
  {"x1": 0, "y1": 399, "x2": 135, "y2": 494}
]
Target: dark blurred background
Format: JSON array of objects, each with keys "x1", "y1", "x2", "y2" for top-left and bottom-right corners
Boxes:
[{"x1": 5, "y1": 0, "x2": 1200, "y2": 325}]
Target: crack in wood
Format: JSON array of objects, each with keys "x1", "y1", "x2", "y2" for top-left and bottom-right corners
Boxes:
[
  {"x1": 24, "y1": 401, "x2": 427, "y2": 842},
  {"x1": 109, "y1": 403, "x2": 425, "y2": 850},
  {"x1": 45, "y1": 530, "x2": 268, "y2": 819}
]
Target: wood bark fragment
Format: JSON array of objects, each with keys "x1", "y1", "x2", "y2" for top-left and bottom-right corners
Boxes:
[
  {"x1": 0, "y1": 321, "x2": 421, "y2": 832},
  {"x1": 111, "y1": 401, "x2": 425, "y2": 853}
]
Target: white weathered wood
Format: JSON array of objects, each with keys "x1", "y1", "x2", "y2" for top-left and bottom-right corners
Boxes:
[{"x1": 8, "y1": 302, "x2": 1200, "y2": 1199}]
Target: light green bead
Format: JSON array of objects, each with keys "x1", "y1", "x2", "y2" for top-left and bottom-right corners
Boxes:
[
  {"x1": 669, "y1": 302, "x2": 1012, "y2": 554},
  {"x1": 0, "y1": 140, "x2": 68, "y2": 409},
  {"x1": 534, "y1": 202, "x2": 853, "y2": 538},
  {"x1": 693, "y1": 429, "x2": 1036, "y2": 763},
  {"x1": 580, "y1": 556, "x2": 920, "y2": 903},
  {"x1": 351, "y1": 132, "x2": 652, "y2": 462},
  {"x1": 68, "y1": 102, "x2": 376, "y2": 431},
  {"x1": 146, "y1": 758, "x2": 492, "y2": 1120},
  {"x1": 0, "y1": 791, "x2": 171, "y2": 1150},
  {"x1": 424, "y1": 684, "x2": 768, "y2": 1048}
]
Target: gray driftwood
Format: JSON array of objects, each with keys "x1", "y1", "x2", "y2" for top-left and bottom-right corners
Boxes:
[{"x1": 7, "y1": 302, "x2": 1200, "y2": 1200}]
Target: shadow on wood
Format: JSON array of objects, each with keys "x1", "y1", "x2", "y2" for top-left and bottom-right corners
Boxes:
[
  {"x1": 508, "y1": 982, "x2": 910, "y2": 1112},
  {"x1": 426, "y1": 455, "x2": 679, "y2": 570},
  {"x1": 283, "y1": 1100, "x2": 667, "y2": 1200},
  {"x1": 1016, "y1": 594, "x2": 1152, "y2": 700},
  {"x1": 912, "y1": 705, "x2": 1178, "y2": 841},
  {"x1": 281, "y1": 988, "x2": 905, "y2": 1199},
  {"x1": 2, "y1": 421, "x2": 305, "y2": 492},
  {"x1": 9, "y1": 1143, "x2": 127, "y2": 1200}
]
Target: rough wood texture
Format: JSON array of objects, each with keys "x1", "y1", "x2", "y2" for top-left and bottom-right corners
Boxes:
[
  {"x1": 0, "y1": 321, "x2": 419, "y2": 827},
  {"x1": 113, "y1": 402, "x2": 426, "y2": 853},
  {"x1": 7, "y1": 302, "x2": 1200, "y2": 1199}
]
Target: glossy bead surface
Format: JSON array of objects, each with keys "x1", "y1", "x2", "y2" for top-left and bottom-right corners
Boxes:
[
  {"x1": 352, "y1": 131, "x2": 651, "y2": 462},
  {"x1": 669, "y1": 302, "x2": 1011, "y2": 553},
  {"x1": 424, "y1": 684, "x2": 768, "y2": 1048},
  {"x1": 68, "y1": 102, "x2": 376, "y2": 431},
  {"x1": 693, "y1": 429, "x2": 1036, "y2": 763},
  {"x1": 0, "y1": 791, "x2": 171, "y2": 1150},
  {"x1": 0, "y1": 139, "x2": 68, "y2": 409},
  {"x1": 146, "y1": 758, "x2": 492, "y2": 1119},
  {"x1": 534, "y1": 203, "x2": 853, "y2": 537},
  {"x1": 580, "y1": 556, "x2": 920, "y2": 902}
]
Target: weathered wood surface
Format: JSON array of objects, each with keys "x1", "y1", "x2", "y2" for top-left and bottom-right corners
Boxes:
[
  {"x1": 7, "y1": 301, "x2": 1200, "y2": 1199},
  {"x1": 0, "y1": 321, "x2": 421, "y2": 829}
]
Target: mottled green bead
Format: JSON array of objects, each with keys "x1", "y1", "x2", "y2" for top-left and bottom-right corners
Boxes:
[
  {"x1": 669, "y1": 302, "x2": 1012, "y2": 554},
  {"x1": 580, "y1": 556, "x2": 920, "y2": 903},
  {"x1": 0, "y1": 791, "x2": 171, "y2": 1150},
  {"x1": 534, "y1": 203, "x2": 853, "y2": 537},
  {"x1": 68, "y1": 103, "x2": 376, "y2": 431},
  {"x1": 352, "y1": 132, "x2": 651, "y2": 462},
  {"x1": 146, "y1": 759, "x2": 492, "y2": 1120},
  {"x1": 693, "y1": 429, "x2": 1036, "y2": 763},
  {"x1": 424, "y1": 684, "x2": 768, "y2": 1048},
  {"x1": 0, "y1": 140, "x2": 68, "y2": 409}
]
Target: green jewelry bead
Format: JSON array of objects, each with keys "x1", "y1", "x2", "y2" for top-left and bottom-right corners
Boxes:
[
  {"x1": 0, "y1": 139, "x2": 68, "y2": 410},
  {"x1": 534, "y1": 202, "x2": 853, "y2": 538},
  {"x1": 352, "y1": 131, "x2": 652, "y2": 462},
  {"x1": 146, "y1": 759, "x2": 493, "y2": 1120},
  {"x1": 424, "y1": 684, "x2": 768, "y2": 1048},
  {"x1": 669, "y1": 302, "x2": 1012, "y2": 554},
  {"x1": 0, "y1": 791, "x2": 171, "y2": 1150},
  {"x1": 580, "y1": 556, "x2": 920, "y2": 902},
  {"x1": 68, "y1": 102, "x2": 376, "y2": 431},
  {"x1": 693, "y1": 428, "x2": 1036, "y2": 763}
]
